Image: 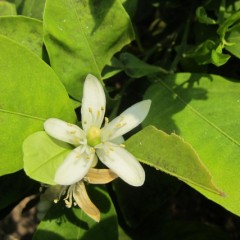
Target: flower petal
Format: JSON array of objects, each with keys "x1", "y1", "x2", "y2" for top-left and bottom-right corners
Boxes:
[
  {"x1": 84, "y1": 168, "x2": 118, "y2": 184},
  {"x1": 101, "y1": 100, "x2": 151, "y2": 141},
  {"x1": 96, "y1": 143, "x2": 145, "y2": 186},
  {"x1": 73, "y1": 181, "x2": 100, "y2": 222},
  {"x1": 81, "y1": 74, "x2": 106, "y2": 131},
  {"x1": 44, "y1": 118, "x2": 85, "y2": 146},
  {"x1": 54, "y1": 146, "x2": 94, "y2": 185}
]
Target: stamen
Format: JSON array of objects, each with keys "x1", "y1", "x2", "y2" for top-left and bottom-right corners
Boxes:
[
  {"x1": 104, "y1": 117, "x2": 109, "y2": 126},
  {"x1": 120, "y1": 144, "x2": 125, "y2": 148},
  {"x1": 63, "y1": 185, "x2": 74, "y2": 208},
  {"x1": 70, "y1": 130, "x2": 76, "y2": 134},
  {"x1": 116, "y1": 123, "x2": 122, "y2": 128},
  {"x1": 97, "y1": 110, "x2": 100, "y2": 118}
]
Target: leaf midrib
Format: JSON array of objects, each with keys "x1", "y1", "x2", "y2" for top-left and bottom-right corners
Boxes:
[
  {"x1": 159, "y1": 78, "x2": 240, "y2": 147},
  {"x1": 71, "y1": 0, "x2": 101, "y2": 76}
]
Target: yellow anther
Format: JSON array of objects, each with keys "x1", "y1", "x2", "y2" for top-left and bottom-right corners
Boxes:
[
  {"x1": 105, "y1": 117, "x2": 109, "y2": 124},
  {"x1": 97, "y1": 110, "x2": 100, "y2": 118},
  {"x1": 70, "y1": 130, "x2": 76, "y2": 134},
  {"x1": 90, "y1": 147, "x2": 95, "y2": 153},
  {"x1": 120, "y1": 144, "x2": 125, "y2": 148},
  {"x1": 53, "y1": 199, "x2": 59, "y2": 204},
  {"x1": 116, "y1": 123, "x2": 122, "y2": 128}
]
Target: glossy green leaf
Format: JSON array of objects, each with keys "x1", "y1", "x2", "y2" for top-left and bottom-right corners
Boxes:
[
  {"x1": 0, "y1": 16, "x2": 43, "y2": 57},
  {"x1": 43, "y1": 0, "x2": 135, "y2": 100},
  {"x1": 0, "y1": 35, "x2": 76, "y2": 176},
  {"x1": 33, "y1": 186, "x2": 118, "y2": 240},
  {"x1": 0, "y1": 1, "x2": 16, "y2": 16},
  {"x1": 143, "y1": 73, "x2": 240, "y2": 216},
  {"x1": 23, "y1": 131, "x2": 72, "y2": 185},
  {"x1": 15, "y1": 0, "x2": 46, "y2": 20},
  {"x1": 125, "y1": 126, "x2": 222, "y2": 195}
]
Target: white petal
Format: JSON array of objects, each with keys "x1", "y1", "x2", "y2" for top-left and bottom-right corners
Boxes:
[
  {"x1": 111, "y1": 136, "x2": 125, "y2": 144},
  {"x1": 96, "y1": 143, "x2": 145, "y2": 186},
  {"x1": 54, "y1": 146, "x2": 94, "y2": 185},
  {"x1": 44, "y1": 118, "x2": 85, "y2": 146},
  {"x1": 81, "y1": 74, "x2": 106, "y2": 131},
  {"x1": 101, "y1": 100, "x2": 151, "y2": 141}
]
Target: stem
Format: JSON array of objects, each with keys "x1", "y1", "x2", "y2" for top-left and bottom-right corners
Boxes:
[{"x1": 109, "y1": 78, "x2": 135, "y2": 120}]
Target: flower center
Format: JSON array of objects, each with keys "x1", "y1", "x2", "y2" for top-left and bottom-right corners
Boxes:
[{"x1": 87, "y1": 126, "x2": 101, "y2": 147}]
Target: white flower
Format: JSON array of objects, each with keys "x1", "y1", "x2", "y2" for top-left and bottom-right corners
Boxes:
[{"x1": 44, "y1": 74, "x2": 151, "y2": 187}]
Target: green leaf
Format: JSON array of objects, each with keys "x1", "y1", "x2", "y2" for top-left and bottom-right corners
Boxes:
[
  {"x1": 143, "y1": 73, "x2": 240, "y2": 216},
  {"x1": 196, "y1": 6, "x2": 217, "y2": 25},
  {"x1": 119, "y1": 53, "x2": 168, "y2": 78},
  {"x1": 0, "y1": 35, "x2": 76, "y2": 176},
  {"x1": 217, "y1": 11, "x2": 240, "y2": 44},
  {"x1": 15, "y1": 0, "x2": 46, "y2": 20},
  {"x1": 33, "y1": 186, "x2": 118, "y2": 240},
  {"x1": 125, "y1": 126, "x2": 222, "y2": 195},
  {"x1": 225, "y1": 23, "x2": 240, "y2": 58},
  {"x1": 0, "y1": 16, "x2": 43, "y2": 57},
  {"x1": 43, "y1": 0, "x2": 135, "y2": 100},
  {"x1": 211, "y1": 48, "x2": 230, "y2": 66},
  {"x1": 184, "y1": 40, "x2": 216, "y2": 65},
  {"x1": 0, "y1": 1, "x2": 16, "y2": 16},
  {"x1": 23, "y1": 132, "x2": 72, "y2": 185}
]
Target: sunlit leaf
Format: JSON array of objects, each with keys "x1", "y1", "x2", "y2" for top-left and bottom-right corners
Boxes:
[
  {"x1": 15, "y1": 0, "x2": 46, "y2": 19},
  {"x1": 23, "y1": 132, "x2": 72, "y2": 185},
  {"x1": 43, "y1": 0, "x2": 135, "y2": 100},
  {"x1": 0, "y1": 1, "x2": 16, "y2": 16},
  {"x1": 126, "y1": 126, "x2": 222, "y2": 195},
  {"x1": 143, "y1": 73, "x2": 240, "y2": 216},
  {"x1": 0, "y1": 16, "x2": 43, "y2": 56},
  {"x1": 0, "y1": 35, "x2": 76, "y2": 175}
]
